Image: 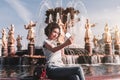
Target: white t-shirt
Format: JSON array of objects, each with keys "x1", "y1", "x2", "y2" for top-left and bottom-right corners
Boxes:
[{"x1": 43, "y1": 39, "x2": 64, "y2": 67}]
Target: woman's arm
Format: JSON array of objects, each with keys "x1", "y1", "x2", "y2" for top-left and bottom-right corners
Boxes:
[{"x1": 44, "y1": 37, "x2": 73, "y2": 53}]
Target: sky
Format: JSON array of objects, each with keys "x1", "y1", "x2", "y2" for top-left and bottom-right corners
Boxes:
[{"x1": 1, "y1": 0, "x2": 120, "y2": 49}]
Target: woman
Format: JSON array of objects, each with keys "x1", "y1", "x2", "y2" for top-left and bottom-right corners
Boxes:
[{"x1": 43, "y1": 22, "x2": 85, "y2": 80}]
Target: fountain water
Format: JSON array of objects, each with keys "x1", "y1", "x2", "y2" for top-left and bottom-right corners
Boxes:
[
  {"x1": 36, "y1": 0, "x2": 87, "y2": 48},
  {"x1": 48, "y1": 14, "x2": 53, "y2": 23}
]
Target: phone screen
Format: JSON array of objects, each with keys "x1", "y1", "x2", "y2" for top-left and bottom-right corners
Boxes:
[{"x1": 65, "y1": 32, "x2": 71, "y2": 38}]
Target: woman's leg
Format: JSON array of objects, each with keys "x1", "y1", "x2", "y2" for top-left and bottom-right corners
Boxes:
[
  {"x1": 69, "y1": 75, "x2": 80, "y2": 80},
  {"x1": 76, "y1": 66, "x2": 85, "y2": 80},
  {"x1": 47, "y1": 66, "x2": 85, "y2": 80}
]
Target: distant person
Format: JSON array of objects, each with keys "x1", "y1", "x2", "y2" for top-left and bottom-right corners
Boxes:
[{"x1": 43, "y1": 22, "x2": 85, "y2": 80}]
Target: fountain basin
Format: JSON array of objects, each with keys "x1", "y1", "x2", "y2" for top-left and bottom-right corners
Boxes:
[{"x1": 0, "y1": 56, "x2": 120, "y2": 80}]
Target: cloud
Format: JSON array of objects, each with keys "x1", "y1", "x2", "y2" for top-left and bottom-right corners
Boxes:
[
  {"x1": 89, "y1": 7, "x2": 120, "y2": 26},
  {"x1": 5, "y1": 0, "x2": 32, "y2": 23}
]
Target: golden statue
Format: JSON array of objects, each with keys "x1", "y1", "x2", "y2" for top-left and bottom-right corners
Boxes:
[
  {"x1": 1, "y1": 28, "x2": 7, "y2": 48},
  {"x1": 16, "y1": 35, "x2": 22, "y2": 50},
  {"x1": 7, "y1": 24, "x2": 15, "y2": 46},
  {"x1": 103, "y1": 23, "x2": 112, "y2": 43},
  {"x1": 93, "y1": 35, "x2": 98, "y2": 48},
  {"x1": 57, "y1": 19, "x2": 66, "y2": 44},
  {"x1": 24, "y1": 21, "x2": 36, "y2": 44},
  {"x1": 114, "y1": 26, "x2": 120, "y2": 44},
  {"x1": 84, "y1": 19, "x2": 95, "y2": 43}
]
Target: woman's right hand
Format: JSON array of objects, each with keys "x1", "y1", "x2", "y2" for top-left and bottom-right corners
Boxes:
[{"x1": 65, "y1": 36, "x2": 74, "y2": 46}]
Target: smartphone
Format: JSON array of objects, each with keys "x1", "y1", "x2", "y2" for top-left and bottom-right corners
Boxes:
[{"x1": 65, "y1": 32, "x2": 71, "y2": 38}]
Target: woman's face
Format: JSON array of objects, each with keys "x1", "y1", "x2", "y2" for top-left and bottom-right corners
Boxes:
[{"x1": 49, "y1": 28, "x2": 60, "y2": 40}]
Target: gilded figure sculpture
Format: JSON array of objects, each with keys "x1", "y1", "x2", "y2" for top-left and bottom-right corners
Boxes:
[{"x1": 24, "y1": 21, "x2": 36, "y2": 44}]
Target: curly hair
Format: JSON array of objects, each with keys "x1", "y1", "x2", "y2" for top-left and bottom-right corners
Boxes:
[{"x1": 44, "y1": 22, "x2": 60, "y2": 37}]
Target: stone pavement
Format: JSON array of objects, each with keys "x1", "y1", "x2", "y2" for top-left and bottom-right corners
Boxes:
[
  {"x1": 86, "y1": 74, "x2": 120, "y2": 80},
  {"x1": 0, "y1": 74, "x2": 120, "y2": 80}
]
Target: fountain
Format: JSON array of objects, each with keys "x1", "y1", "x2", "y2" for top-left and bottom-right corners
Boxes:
[
  {"x1": 35, "y1": 0, "x2": 120, "y2": 79},
  {"x1": 0, "y1": 0, "x2": 120, "y2": 80}
]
